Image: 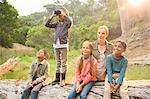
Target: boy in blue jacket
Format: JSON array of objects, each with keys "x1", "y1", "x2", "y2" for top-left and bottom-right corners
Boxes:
[{"x1": 103, "y1": 40, "x2": 130, "y2": 99}]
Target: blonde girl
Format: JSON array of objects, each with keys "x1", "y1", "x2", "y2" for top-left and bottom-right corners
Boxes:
[{"x1": 68, "y1": 41, "x2": 97, "y2": 99}]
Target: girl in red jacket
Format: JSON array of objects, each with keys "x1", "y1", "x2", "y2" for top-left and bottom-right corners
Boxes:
[{"x1": 68, "y1": 41, "x2": 97, "y2": 99}]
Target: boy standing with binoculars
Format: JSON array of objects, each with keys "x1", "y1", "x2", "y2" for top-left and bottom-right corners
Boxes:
[{"x1": 45, "y1": 7, "x2": 72, "y2": 87}]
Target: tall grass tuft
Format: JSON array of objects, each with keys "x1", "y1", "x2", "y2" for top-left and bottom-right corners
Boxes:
[{"x1": 0, "y1": 47, "x2": 36, "y2": 64}]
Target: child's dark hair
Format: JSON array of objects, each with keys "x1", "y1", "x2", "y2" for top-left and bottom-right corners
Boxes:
[
  {"x1": 116, "y1": 40, "x2": 127, "y2": 50},
  {"x1": 39, "y1": 49, "x2": 49, "y2": 59}
]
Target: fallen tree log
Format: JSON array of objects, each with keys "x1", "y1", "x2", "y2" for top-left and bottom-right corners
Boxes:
[
  {"x1": 90, "y1": 80, "x2": 150, "y2": 99},
  {"x1": 0, "y1": 80, "x2": 150, "y2": 99},
  {"x1": 0, "y1": 58, "x2": 19, "y2": 76}
]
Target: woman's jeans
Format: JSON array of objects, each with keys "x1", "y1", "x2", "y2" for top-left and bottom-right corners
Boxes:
[
  {"x1": 21, "y1": 77, "x2": 43, "y2": 99},
  {"x1": 68, "y1": 81, "x2": 94, "y2": 99}
]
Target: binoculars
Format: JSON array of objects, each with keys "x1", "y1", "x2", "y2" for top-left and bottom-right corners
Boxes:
[{"x1": 54, "y1": 10, "x2": 61, "y2": 16}]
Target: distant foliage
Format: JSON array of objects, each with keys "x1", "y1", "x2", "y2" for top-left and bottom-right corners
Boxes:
[
  {"x1": 1, "y1": 0, "x2": 121, "y2": 52},
  {"x1": 12, "y1": 16, "x2": 40, "y2": 45},
  {"x1": 0, "y1": 0, "x2": 19, "y2": 47},
  {"x1": 25, "y1": 25, "x2": 54, "y2": 58},
  {"x1": 0, "y1": 47, "x2": 36, "y2": 64}
]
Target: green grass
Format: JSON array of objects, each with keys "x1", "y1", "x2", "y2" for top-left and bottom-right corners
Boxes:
[
  {"x1": 0, "y1": 47, "x2": 36, "y2": 64},
  {"x1": 126, "y1": 64, "x2": 150, "y2": 80},
  {"x1": 48, "y1": 58, "x2": 56, "y2": 79},
  {"x1": 67, "y1": 50, "x2": 81, "y2": 83},
  {"x1": 1, "y1": 49, "x2": 150, "y2": 82},
  {"x1": 20, "y1": 56, "x2": 35, "y2": 63},
  {"x1": 0, "y1": 64, "x2": 29, "y2": 80}
]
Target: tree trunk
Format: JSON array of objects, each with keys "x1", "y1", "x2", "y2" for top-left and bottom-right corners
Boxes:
[
  {"x1": 146, "y1": 0, "x2": 150, "y2": 17},
  {"x1": 116, "y1": 0, "x2": 150, "y2": 36},
  {"x1": 116, "y1": 0, "x2": 131, "y2": 36}
]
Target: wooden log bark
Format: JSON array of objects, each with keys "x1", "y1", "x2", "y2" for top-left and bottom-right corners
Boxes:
[
  {"x1": 0, "y1": 80, "x2": 150, "y2": 99},
  {"x1": 0, "y1": 58, "x2": 19, "y2": 76},
  {"x1": 90, "y1": 80, "x2": 150, "y2": 99}
]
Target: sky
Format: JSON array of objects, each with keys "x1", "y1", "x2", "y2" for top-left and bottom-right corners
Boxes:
[{"x1": 7, "y1": 0, "x2": 68, "y2": 16}]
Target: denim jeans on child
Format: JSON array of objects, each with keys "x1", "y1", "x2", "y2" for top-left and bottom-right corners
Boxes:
[
  {"x1": 68, "y1": 81, "x2": 94, "y2": 99},
  {"x1": 21, "y1": 77, "x2": 43, "y2": 99}
]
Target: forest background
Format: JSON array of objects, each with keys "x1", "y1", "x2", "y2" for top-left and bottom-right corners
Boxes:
[{"x1": 0, "y1": 0, "x2": 150, "y2": 83}]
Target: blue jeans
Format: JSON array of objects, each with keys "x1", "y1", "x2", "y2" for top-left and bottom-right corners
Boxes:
[
  {"x1": 68, "y1": 81, "x2": 94, "y2": 99},
  {"x1": 21, "y1": 77, "x2": 43, "y2": 99},
  {"x1": 21, "y1": 83, "x2": 43, "y2": 99}
]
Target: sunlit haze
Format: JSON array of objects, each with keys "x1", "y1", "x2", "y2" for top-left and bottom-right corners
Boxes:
[
  {"x1": 128, "y1": 0, "x2": 146, "y2": 6},
  {"x1": 7, "y1": 0, "x2": 68, "y2": 16}
]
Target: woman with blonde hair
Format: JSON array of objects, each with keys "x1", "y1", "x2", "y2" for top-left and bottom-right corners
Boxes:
[{"x1": 92, "y1": 25, "x2": 113, "y2": 81}]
